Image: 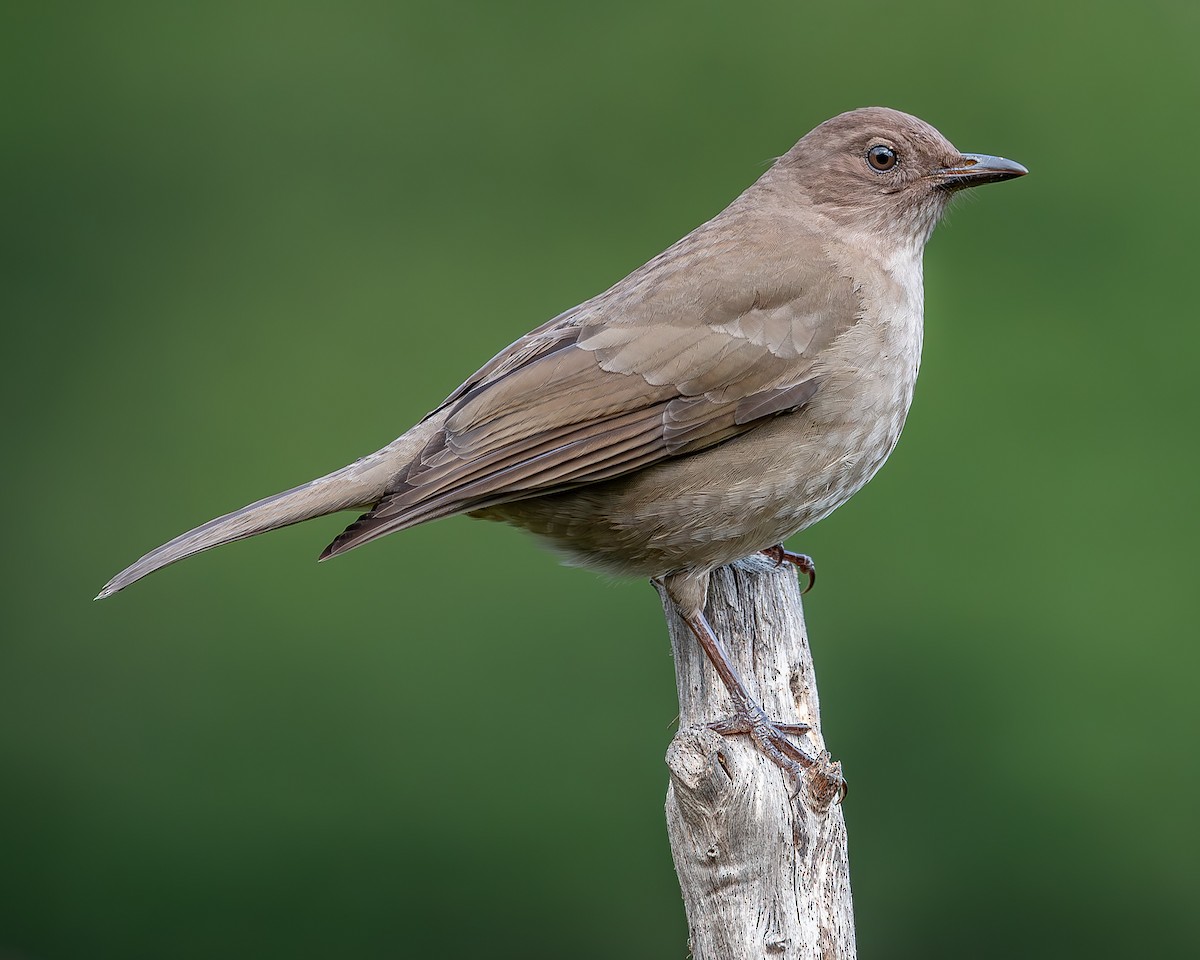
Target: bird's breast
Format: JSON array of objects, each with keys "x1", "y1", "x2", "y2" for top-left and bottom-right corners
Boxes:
[{"x1": 793, "y1": 257, "x2": 924, "y2": 520}]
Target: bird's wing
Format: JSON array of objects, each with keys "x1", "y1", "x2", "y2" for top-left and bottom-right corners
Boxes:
[{"x1": 322, "y1": 217, "x2": 861, "y2": 558}]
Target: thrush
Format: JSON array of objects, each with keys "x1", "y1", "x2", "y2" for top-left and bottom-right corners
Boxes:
[{"x1": 98, "y1": 107, "x2": 1026, "y2": 779}]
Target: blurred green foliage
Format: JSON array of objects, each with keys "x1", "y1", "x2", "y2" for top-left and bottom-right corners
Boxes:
[{"x1": 2, "y1": 1, "x2": 1197, "y2": 957}]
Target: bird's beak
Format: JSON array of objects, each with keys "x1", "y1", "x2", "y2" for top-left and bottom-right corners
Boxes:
[{"x1": 932, "y1": 153, "x2": 1028, "y2": 190}]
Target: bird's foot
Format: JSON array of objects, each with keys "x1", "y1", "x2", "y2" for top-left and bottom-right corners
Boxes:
[
  {"x1": 673, "y1": 602, "x2": 844, "y2": 802},
  {"x1": 709, "y1": 704, "x2": 845, "y2": 802},
  {"x1": 761, "y1": 544, "x2": 816, "y2": 594},
  {"x1": 709, "y1": 706, "x2": 814, "y2": 772}
]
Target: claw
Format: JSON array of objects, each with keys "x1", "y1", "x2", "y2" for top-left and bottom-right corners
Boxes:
[
  {"x1": 709, "y1": 707, "x2": 846, "y2": 800},
  {"x1": 761, "y1": 545, "x2": 816, "y2": 594},
  {"x1": 708, "y1": 703, "x2": 816, "y2": 769}
]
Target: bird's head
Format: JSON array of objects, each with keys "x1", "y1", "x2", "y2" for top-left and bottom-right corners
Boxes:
[{"x1": 778, "y1": 106, "x2": 1027, "y2": 246}]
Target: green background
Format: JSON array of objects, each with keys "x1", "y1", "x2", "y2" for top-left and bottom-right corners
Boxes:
[{"x1": 3, "y1": 1, "x2": 1196, "y2": 957}]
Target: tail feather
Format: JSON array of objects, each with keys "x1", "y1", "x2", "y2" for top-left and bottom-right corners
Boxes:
[
  {"x1": 97, "y1": 412, "x2": 467, "y2": 599},
  {"x1": 96, "y1": 465, "x2": 375, "y2": 599},
  {"x1": 95, "y1": 440, "x2": 424, "y2": 599}
]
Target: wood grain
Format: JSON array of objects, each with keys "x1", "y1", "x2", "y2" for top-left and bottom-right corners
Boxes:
[{"x1": 657, "y1": 556, "x2": 855, "y2": 960}]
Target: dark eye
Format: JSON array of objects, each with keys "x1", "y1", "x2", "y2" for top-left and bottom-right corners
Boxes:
[{"x1": 866, "y1": 145, "x2": 897, "y2": 172}]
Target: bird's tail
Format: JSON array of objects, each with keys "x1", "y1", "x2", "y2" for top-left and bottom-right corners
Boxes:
[{"x1": 94, "y1": 422, "x2": 442, "y2": 599}]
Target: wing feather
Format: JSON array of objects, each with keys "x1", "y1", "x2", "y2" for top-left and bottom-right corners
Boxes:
[{"x1": 322, "y1": 213, "x2": 862, "y2": 559}]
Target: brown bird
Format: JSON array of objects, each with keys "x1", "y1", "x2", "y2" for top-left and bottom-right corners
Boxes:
[{"x1": 98, "y1": 107, "x2": 1026, "y2": 778}]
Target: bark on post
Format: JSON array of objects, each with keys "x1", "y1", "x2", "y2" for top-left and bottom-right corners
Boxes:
[{"x1": 656, "y1": 556, "x2": 856, "y2": 960}]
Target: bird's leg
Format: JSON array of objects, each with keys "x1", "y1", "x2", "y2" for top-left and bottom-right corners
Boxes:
[
  {"x1": 761, "y1": 544, "x2": 816, "y2": 594},
  {"x1": 679, "y1": 607, "x2": 817, "y2": 777}
]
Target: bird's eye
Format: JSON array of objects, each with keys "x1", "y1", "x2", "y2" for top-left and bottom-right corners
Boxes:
[{"x1": 866, "y1": 145, "x2": 897, "y2": 172}]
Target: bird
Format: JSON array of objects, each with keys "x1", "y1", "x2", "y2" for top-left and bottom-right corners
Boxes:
[{"x1": 97, "y1": 106, "x2": 1026, "y2": 780}]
